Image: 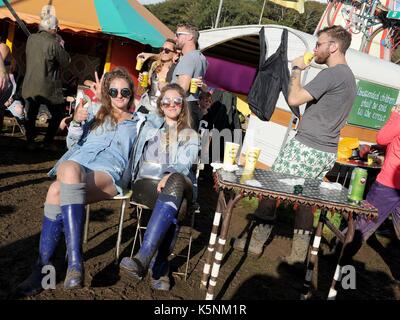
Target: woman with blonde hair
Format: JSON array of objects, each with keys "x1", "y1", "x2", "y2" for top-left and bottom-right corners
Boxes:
[{"x1": 17, "y1": 67, "x2": 137, "y2": 296}]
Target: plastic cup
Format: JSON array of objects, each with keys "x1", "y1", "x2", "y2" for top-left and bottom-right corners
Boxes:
[
  {"x1": 190, "y1": 78, "x2": 198, "y2": 94},
  {"x1": 136, "y1": 58, "x2": 144, "y2": 71},
  {"x1": 223, "y1": 142, "x2": 240, "y2": 166},
  {"x1": 244, "y1": 146, "x2": 261, "y2": 171},
  {"x1": 140, "y1": 72, "x2": 149, "y2": 88},
  {"x1": 303, "y1": 51, "x2": 314, "y2": 65}
]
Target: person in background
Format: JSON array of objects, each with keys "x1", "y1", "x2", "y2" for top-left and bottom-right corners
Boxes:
[
  {"x1": 233, "y1": 26, "x2": 357, "y2": 265},
  {"x1": 136, "y1": 39, "x2": 178, "y2": 113},
  {"x1": 172, "y1": 23, "x2": 208, "y2": 131},
  {"x1": 16, "y1": 68, "x2": 137, "y2": 296},
  {"x1": 22, "y1": 14, "x2": 70, "y2": 151},
  {"x1": 336, "y1": 104, "x2": 400, "y2": 263}
]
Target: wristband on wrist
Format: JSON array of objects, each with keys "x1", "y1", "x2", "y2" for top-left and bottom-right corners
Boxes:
[
  {"x1": 71, "y1": 120, "x2": 81, "y2": 127},
  {"x1": 291, "y1": 66, "x2": 302, "y2": 71}
]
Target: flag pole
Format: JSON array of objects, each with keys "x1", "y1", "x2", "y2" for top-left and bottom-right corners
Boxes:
[
  {"x1": 215, "y1": 0, "x2": 224, "y2": 28},
  {"x1": 259, "y1": 0, "x2": 267, "y2": 25}
]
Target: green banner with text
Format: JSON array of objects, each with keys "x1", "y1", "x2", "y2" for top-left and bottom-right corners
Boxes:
[{"x1": 347, "y1": 80, "x2": 399, "y2": 130}]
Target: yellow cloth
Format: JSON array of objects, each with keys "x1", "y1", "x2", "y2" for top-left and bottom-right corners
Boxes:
[
  {"x1": 269, "y1": 0, "x2": 305, "y2": 14},
  {"x1": 337, "y1": 137, "x2": 359, "y2": 160},
  {"x1": 236, "y1": 94, "x2": 251, "y2": 117}
]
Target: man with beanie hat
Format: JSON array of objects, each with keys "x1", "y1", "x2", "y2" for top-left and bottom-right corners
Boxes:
[{"x1": 22, "y1": 14, "x2": 70, "y2": 151}]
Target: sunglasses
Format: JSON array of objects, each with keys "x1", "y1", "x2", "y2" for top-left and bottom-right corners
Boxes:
[
  {"x1": 315, "y1": 40, "x2": 335, "y2": 49},
  {"x1": 108, "y1": 88, "x2": 131, "y2": 98},
  {"x1": 161, "y1": 97, "x2": 183, "y2": 107},
  {"x1": 175, "y1": 31, "x2": 192, "y2": 38},
  {"x1": 160, "y1": 47, "x2": 175, "y2": 54}
]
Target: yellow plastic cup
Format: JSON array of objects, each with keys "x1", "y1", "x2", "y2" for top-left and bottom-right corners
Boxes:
[
  {"x1": 304, "y1": 52, "x2": 314, "y2": 65},
  {"x1": 136, "y1": 58, "x2": 144, "y2": 71},
  {"x1": 244, "y1": 146, "x2": 261, "y2": 171},
  {"x1": 223, "y1": 142, "x2": 240, "y2": 166},
  {"x1": 190, "y1": 78, "x2": 198, "y2": 94},
  {"x1": 140, "y1": 72, "x2": 149, "y2": 88}
]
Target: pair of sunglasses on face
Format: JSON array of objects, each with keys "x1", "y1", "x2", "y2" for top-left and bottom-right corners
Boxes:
[
  {"x1": 160, "y1": 47, "x2": 175, "y2": 54},
  {"x1": 161, "y1": 97, "x2": 183, "y2": 107},
  {"x1": 108, "y1": 88, "x2": 131, "y2": 98}
]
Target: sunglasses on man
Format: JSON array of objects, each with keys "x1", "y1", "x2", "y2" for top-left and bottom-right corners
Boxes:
[
  {"x1": 160, "y1": 47, "x2": 176, "y2": 54},
  {"x1": 108, "y1": 88, "x2": 132, "y2": 98},
  {"x1": 175, "y1": 31, "x2": 192, "y2": 38},
  {"x1": 161, "y1": 97, "x2": 183, "y2": 107}
]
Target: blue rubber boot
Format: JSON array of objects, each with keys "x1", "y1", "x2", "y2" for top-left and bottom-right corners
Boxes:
[
  {"x1": 61, "y1": 204, "x2": 85, "y2": 290},
  {"x1": 120, "y1": 199, "x2": 178, "y2": 280},
  {"x1": 149, "y1": 224, "x2": 180, "y2": 291},
  {"x1": 16, "y1": 215, "x2": 63, "y2": 296}
]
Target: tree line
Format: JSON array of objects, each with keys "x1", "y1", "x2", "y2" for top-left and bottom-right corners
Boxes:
[{"x1": 145, "y1": 0, "x2": 326, "y2": 35}]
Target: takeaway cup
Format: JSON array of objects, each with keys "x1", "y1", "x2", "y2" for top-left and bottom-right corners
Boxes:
[
  {"x1": 136, "y1": 57, "x2": 144, "y2": 71},
  {"x1": 303, "y1": 51, "x2": 314, "y2": 65},
  {"x1": 190, "y1": 78, "x2": 199, "y2": 94},
  {"x1": 223, "y1": 142, "x2": 240, "y2": 166},
  {"x1": 244, "y1": 146, "x2": 261, "y2": 171}
]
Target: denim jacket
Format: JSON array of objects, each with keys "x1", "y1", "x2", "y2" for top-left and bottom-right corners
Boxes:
[
  {"x1": 131, "y1": 112, "x2": 199, "y2": 184},
  {"x1": 48, "y1": 103, "x2": 139, "y2": 194}
]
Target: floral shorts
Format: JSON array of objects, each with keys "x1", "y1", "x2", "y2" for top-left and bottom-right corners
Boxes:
[{"x1": 272, "y1": 138, "x2": 336, "y2": 180}]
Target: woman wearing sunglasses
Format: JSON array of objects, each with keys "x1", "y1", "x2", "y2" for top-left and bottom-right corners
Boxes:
[
  {"x1": 120, "y1": 83, "x2": 199, "y2": 291},
  {"x1": 16, "y1": 67, "x2": 137, "y2": 296},
  {"x1": 137, "y1": 39, "x2": 178, "y2": 113}
]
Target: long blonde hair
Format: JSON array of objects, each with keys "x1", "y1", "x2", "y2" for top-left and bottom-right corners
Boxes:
[{"x1": 91, "y1": 67, "x2": 134, "y2": 130}]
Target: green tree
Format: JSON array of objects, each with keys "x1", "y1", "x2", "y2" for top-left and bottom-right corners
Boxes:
[{"x1": 146, "y1": 0, "x2": 326, "y2": 34}]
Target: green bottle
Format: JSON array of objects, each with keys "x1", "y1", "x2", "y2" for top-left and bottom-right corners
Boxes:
[{"x1": 348, "y1": 168, "x2": 368, "y2": 204}]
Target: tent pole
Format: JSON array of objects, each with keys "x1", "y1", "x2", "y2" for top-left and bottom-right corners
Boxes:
[
  {"x1": 6, "y1": 22, "x2": 15, "y2": 52},
  {"x1": 103, "y1": 38, "x2": 113, "y2": 73},
  {"x1": 2, "y1": 0, "x2": 31, "y2": 37}
]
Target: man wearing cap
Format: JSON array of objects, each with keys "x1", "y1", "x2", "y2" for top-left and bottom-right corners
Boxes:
[{"x1": 22, "y1": 14, "x2": 70, "y2": 151}]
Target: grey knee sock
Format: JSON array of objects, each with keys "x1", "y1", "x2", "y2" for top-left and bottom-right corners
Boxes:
[
  {"x1": 44, "y1": 203, "x2": 61, "y2": 220},
  {"x1": 60, "y1": 182, "x2": 86, "y2": 206}
]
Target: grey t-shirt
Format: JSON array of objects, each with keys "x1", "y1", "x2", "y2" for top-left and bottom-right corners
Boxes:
[
  {"x1": 172, "y1": 50, "x2": 208, "y2": 102},
  {"x1": 295, "y1": 64, "x2": 356, "y2": 153}
]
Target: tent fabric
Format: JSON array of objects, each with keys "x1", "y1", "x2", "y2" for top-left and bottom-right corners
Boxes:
[{"x1": 0, "y1": 0, "x2": 173, "y2": 47}]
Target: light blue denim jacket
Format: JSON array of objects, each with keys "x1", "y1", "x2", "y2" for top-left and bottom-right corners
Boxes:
[
  {"x1": 48, "y1": 103, "x2": 139, "y2": 194},
  {"x1": 131, "y1": 112, "x2": 199, "y2": 184}
]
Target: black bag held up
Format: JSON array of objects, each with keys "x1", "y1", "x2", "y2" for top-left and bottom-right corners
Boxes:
[{"x1": 248, "y1": 27, "x2": 300, "y2": 121}]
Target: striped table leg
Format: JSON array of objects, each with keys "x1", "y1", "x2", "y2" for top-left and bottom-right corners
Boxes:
[
  {"x1": 206, "y1": 193, "x2": 243, "y2": 300},
  {"x1": 301, "y1": 209, "x2": 327, "y2": 300},
  {"x1": 328, "y1": 213, "x2": 355, "y2": 300},
  {"x1": 200, "y1": 191, "x2": 225, "y2": 289}
]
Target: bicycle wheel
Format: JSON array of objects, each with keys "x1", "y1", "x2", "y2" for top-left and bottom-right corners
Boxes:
[{"x1": 361, "y1": 26, "x2": 392, "y2": 60}]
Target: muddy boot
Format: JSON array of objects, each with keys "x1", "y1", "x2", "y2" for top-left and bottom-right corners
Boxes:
[
  {"x1": 281, "y1": 233, "x2": 311, "y2": 265},
  {"x1": 16, "y1": 213, "x2": 63, "y2": 297},
  {"x1": 120, "y1": 199, "x2": 178, "y2": 281},
  {"x1": 62, "y1": 204, "x2": 85, "y2": 290}
]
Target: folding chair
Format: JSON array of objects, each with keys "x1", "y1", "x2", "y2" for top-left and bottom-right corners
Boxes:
[{"x1": 84, "y1": 190, "x2": 133, "y2": 263}]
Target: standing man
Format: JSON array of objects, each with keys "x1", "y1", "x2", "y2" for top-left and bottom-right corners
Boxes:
[
  {"x1": 172, "y1": 23, "x2": 208, "y2": 131},
  {"x1": 234, "y1": 26, "x2": 357, "y2": 266},
  {"x1": 22, "y1": 14, "x2": 70, "y2": 151}
]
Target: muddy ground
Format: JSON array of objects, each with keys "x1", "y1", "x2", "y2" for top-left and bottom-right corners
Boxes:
[{"x1": 1, "y1": 129, "x2": 400, "y2": 300}]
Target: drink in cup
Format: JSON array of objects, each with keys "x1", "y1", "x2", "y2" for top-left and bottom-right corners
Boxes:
[
  {"x1": 244, "y1": 146, "x2": 261, "y2": 171},
  {"x1": 190, "y1": 78, "x2": 199, "y2": 94},
  {"x1": 303, "y1": 51, "x2": 314, "y2": 65},
  {"x1": 223, "y1": 142, "x2": 240, "y2": 166},
  {"x1": 140, "y1": 72, "x2": 149, "y2": 88},
  {"x1": 136, "y1": 57, "x2": 144, "y2": 71}
]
